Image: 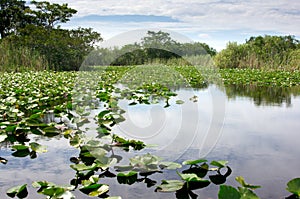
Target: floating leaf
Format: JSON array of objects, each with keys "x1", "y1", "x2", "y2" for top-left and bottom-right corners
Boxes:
[
  {"x1": 176, "y1": 100, "x2": 184, "y2": 104},
  {"x1": 218, "y1": 185, "x2": 241, "y2": 199},
  {"x1": 29, "y1": 142, "x2": 47, "y2": 153},
  {"x1": 236, "y1": 176, "x2": 261, "y2": 189},
  {"x1": 11, "y1": 145, "x2": 30, "y2": 157},
  {"x1": 210, "y1": 160, "x2": 228, "y2": 168},
  {"x1": 7, "y1": 184, "x2": 28, "y2": 198},
  {"x1": 80, "y1": 183, "x2": 109, "y2": 196},
  {"x1": 182, "y1": 159, "x2": 207, "y2": 166},
  {"x1": 117, "y1": 171, "x2": 138, "y2": 185},
  {"x1": 156, "y1": 180, "x2": 184, "y2": 192},
  {"x1": 286, "y1": 178, "x2": 300, "y2": 196},
  {"x1": 70, "y1": 163, "x2": 98, "y2": 172},
  {"x1": 39, "y1": 126, "x2": 60, "y2": 137},
  {"x1": 238, "y1": 187, "x2": 260, "y2": 199},
  {"x1": 159, "y1": 162, "x2": 182, "y2": 170}
]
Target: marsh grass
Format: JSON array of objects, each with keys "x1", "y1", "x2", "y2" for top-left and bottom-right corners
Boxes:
[{"x1": 0, "y1": 40, "x2": 48, "y2": 72}]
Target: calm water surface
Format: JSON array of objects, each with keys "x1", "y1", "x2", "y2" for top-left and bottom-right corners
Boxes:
[{"x1": 0, "y1": 85, "x2": 299, "y2": 199}]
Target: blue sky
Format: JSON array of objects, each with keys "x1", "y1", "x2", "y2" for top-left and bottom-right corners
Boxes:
[{"x1": 40, "y1": 0, "x2": 300, "y2": 51}]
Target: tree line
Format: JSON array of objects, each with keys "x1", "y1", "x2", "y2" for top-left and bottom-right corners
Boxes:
[
  {"x1": 83, "y1": 30, "x2": 217, "y2": 67},
  {"x1": 0, "y1": 0, "x2": 101, "y2": 71},
  {"x1": 214, "y1": 35, "x2": 300, "y2": 70},
  {"x1": 0, "y1": 1, "x2": 299, "y2": 71}
]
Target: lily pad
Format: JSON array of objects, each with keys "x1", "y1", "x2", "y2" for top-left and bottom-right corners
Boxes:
[
  {"x1": 210, "y1": 160, "x2": 228, "y2": 168},
  {"x1": 218, "y1": 185, "x2": 241, "y2": 199},
  {"x1": 156, "y1": 180, "x2": 185, "y2": 192},
  {"x1": 236, "y1": 176, "x2": 261, "y2": 189},
  {"x1": 182, "y1": 159, "x2": 207, "y2": 166},
  {"x1": 286, "y1": 178, "x2": 300, "y2": 196},
  {"x1": 6, "y1": 184, "x2": 28, "y2": 198}
]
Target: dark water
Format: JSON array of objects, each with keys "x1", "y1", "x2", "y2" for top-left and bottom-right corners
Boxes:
[{"x1": 0, "y1": 85, "x2": 300, "y2": 199}]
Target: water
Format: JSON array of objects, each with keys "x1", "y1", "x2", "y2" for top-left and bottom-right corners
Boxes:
[{"x1": 0, "y1": 85, "x2": 299, "y2": 199}]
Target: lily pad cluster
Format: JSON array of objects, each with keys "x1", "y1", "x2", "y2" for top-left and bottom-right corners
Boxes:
[{"x1": 1, "y1": 66, "x2": 300, "y2": 198}]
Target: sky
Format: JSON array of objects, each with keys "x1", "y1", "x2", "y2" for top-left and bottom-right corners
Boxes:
[{"x1": 34, "y1": 0, "x2": 300, "y2": 51}]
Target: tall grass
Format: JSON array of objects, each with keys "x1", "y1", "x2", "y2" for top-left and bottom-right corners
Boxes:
[{"x1": 0, "y1": 40, "x2": 48, "y2": 72}]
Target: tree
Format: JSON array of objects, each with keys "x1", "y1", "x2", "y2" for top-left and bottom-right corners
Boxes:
[
  {"x1": 0, "y1": 0, "x2": 32, "y2": 38},
  {"x1": 30, "y1": 1, "x2": 77, "y2": 29},
  {"x1": 11, "y1": 25, "x2": 102, "y2": 70}
]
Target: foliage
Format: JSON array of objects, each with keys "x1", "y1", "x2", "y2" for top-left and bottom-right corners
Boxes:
[
  {"x1": 0, "y1": 39, "x2": 48, "y2": 72},
  {"x1": 84, "y1": 30, "x2": 216, "y2": 66},
  {"x1": 214, "y1": 35, "x2": 300, "y2": 70},
  {"x1": 0, "y1": 0, "x2": 32, "y2": 39},
  {"x1": 220, "y1": 68, "x2": 300, "y2": 87},
  {"x1": 0, "y1": 0, "x2": 101, "y2": 71}
]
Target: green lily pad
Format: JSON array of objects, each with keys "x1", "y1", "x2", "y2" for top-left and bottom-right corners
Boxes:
[
  {"x1": 7, "y1": 184, "x2": 28, "y2": 198},
  {"x1": 176, "y1": 100, "x2": 184, "y2": 104},
  {"x1": 236, "y1": 176, "x2": 261, "y2": 189},
  {"x1": 80, "y1": 183, "x2": 109, "y2": 196},
  {"x1": 159, "y1": 161, "x2": 182, "y2": 170},
  {"x1": 182, "y1": 159, "x2": 207, "y2": 166},
  {"x1": 210, "y1": 160, "x2": 228, "y2": 168},
  {"x1": 70, "y1": 163, "x2": 98, "y2": 172},
  {"x1": 156, "y1": 180, "x2": 184, "y2": 192},
  {"x1": 29, "y1": 142, "x2": 47, "y2": 153},
  {"x1": 218, "y1": 185, "x2": 241, "y2": 199},
  {"x1": 238, "y1": 187, "x2": 260, "y2": 199},
  {"x1": 286, "y1": 178, "x2": 300, "y2": 196},
  {"x1": 117, "y1": 171, "x2": 138, "y2": 185}
]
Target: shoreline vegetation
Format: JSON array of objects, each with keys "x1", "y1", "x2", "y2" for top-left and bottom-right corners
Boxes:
[{"x1": 1, "y1": 1, "x2": 300, "y2": 199}]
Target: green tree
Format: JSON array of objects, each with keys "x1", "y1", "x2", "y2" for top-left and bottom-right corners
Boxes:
[
  {"x1": 30, "y1": 1, "x2": 77, "y2": 29},
  {"x1": 0, "y1": 0, "x2": 32, "y2": 38}
]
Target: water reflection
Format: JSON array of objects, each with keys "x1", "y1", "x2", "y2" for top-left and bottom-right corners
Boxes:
[
  {"x1": 1, "y1": 85, "x2": 300, "y2": 198},
  {"x1": 224, "y1": 84, "x2": 300, "y2": 107}
]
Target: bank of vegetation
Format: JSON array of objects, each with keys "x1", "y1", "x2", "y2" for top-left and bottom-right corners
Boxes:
[{"x1": 1, "y1": 1, "x2": 299, "y2": 72}]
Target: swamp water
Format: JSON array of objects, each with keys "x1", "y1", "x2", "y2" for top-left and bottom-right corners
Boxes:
[{"x1": 0, "y1": 84, "x2": 300, "y2": 199}]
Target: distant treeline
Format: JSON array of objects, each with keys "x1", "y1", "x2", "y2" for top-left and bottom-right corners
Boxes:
[
  {"x1": 82, "y1": 30, "x2": 217, "y2": 67},
  {"x1": 0, "y1": 1, "x2": 299, "y2": 71}
]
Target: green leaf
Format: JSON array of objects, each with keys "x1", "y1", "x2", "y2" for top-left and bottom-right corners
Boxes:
[
  {"x1": 7, "y1": 184, "x2": 28, "y2": 198},
  {"x1": 236, "y1": 176, "x2": 261, "y2": 189},
  {"x1": 29, "y1": 142, "x2": 47, "y2": 153},
  {"x1": 80, "y1": 184, "x2": 109, "y2": 196},
  {"x1": 182, "y1": 159, "x2": 207, "y2": 165},
  {"x1": 70, "y1": 163, "x2": 98, "y2": 172},
  {"x1": 11, "y1": 145, "x2": 30, "y2": 157},
  {"x1": 210, "y1": 160, "x2": 228, "y2": 168},
  {"x1": 42, "y1": 126, "x2": 60, "y2": 136},
  {"x1": 159, "y1": 161, "x2": 182, "y2": 170},
  {"x1": 218, "y1": 185, "x2": 241, "y2": 199},
  {"x1": 32, "y1": 181, "x2": 56, "y2": 189},
  {"x1": 156, "y1": 180, "x2": 184, "y2": 192},
  {"x1": 117, "y1": 171, "x2": 138, "y2": 185},
  {"x1": 176, "y1": 100, "x2": 184, "y2": 104},
  {"x1": 238, "y1": 187, "x2": 260, "y2": 199},
  {"x1": 177, "y1": 172, "x2": 209, "y2": 184},
  {"x1": 286, "y1": 178, "x2": 300, "y2": 196},
  {"x1": 12, "y1": 145, "x2": 29, "y2": 151}
]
